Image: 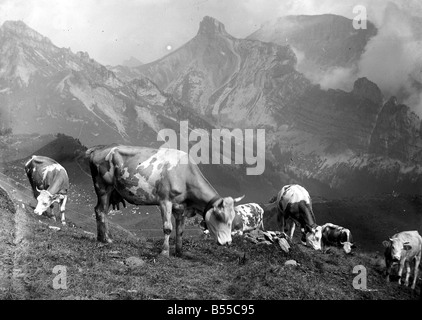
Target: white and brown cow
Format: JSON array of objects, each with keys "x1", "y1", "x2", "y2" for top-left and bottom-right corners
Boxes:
[
  {"x1": 25, "y1": 155, "x2": 69, "y2": 225},
  {"x1": 270, "y1": 184, "x2": 322, "y2": 250},
  {"x1": 86, "y1": 145, "x2": 244, "y2": 257},
  {"x1": 321, "y1": 223, "x2": 356, "y2": 254},
  {"x1": 382, "y1": 230, "x2": 422, "y2": 290}
]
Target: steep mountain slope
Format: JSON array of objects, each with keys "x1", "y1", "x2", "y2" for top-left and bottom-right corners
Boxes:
[
  {"x1": 0, "y1": 20, "x2": 209, "y2": 149},
  {"x1": 133, "y1": 16, "x2": 422, "y2": 196},
  {"x1": 136, "y1": 16, "x2": 307, "y2": 129}
]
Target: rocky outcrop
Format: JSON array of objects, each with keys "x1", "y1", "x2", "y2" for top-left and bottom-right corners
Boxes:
[{"x1": 369, "y1": 97, "x2": 422, "y2": 162}]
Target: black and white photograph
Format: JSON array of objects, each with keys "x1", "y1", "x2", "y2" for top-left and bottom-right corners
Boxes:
[{"x1": 0, "y1": 0, "x2": 421, "y2": 308}]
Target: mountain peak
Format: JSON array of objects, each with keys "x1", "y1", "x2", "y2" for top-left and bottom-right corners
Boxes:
[
  {"x1": 197, "y1": 16, "x2": 229, "y2": 37},
  {"x1": 122, "y1": 56, "x2": 143, "y2": 68},
  {"x1": 1, "y1": 20, "x2": 51, "y2": 44},
  {"x1": 352, "y1": 77, "x2": 383, "y2": 105}
]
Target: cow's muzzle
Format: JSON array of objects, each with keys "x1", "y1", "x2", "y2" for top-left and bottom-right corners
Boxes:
[{"x1": 218, "y1": 240, "x2": 232, "y2": 247}]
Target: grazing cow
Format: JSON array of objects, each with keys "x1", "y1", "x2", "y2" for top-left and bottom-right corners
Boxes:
[
  {"x1": 382, "y1": 230, "x2": 422, "y2": 290},
  {"x1": 270, "y1": 184, "x2": 322, "y2": 250},
  {"x1": 201, "y1": 203, "x2": 264, "y2": 236},
  {"x1": 86, "y1": 145, "x2": 244, "y2": 257},
  {"x1": 24, "y1": 155, "x2": 69, "y2": 225},
  {"x1": 321, "y1": 223, "x2": 356, "y2": 254}
]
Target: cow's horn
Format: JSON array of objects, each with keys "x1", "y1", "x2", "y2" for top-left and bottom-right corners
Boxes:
[
  {"x1": 36, "y1": 186, "x2": 41, "y2": 192},
  {"x1": 234, "y1": 195, "x2": 245, "y2": 203}
]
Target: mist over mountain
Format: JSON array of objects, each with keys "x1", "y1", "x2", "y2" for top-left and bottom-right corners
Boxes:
[
  {"x1": 247, "y1": 14, "x2": 377, "y2": 91},
  {"x1": 1, "y1": 16, "x2": 421, "y2": 197}
]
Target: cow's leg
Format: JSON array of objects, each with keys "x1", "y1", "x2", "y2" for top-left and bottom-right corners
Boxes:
[
  {"x1": 411, "y1": 254, "x2": 420, "y2": 290},
  {"x1": 398, "y1": 258, "x2": 406, "y2": 285},
  {"x1": 404, "y1": 259, "x2": 411, "y2": 287},
  {"x1": 159, "y1": 200, "x2": 173, "y2": 257},
  {"x1": 59, "y1": 195, "x2": 67, "y2": 225},
  {"x1": 175, "y1": 213, "x2": 185, "y2": 257},
  {"x1": 48, "y1": 204, "x2": 56, "y2": 222},
  {"x1": 94, "y1": 187, "x2": 113, "y2": 243},
  {"x1": 385, "y1": 258, "x2": 392, "y2": 282},
  {"x1": 277, "y1": 214, "x2": 288, "y2": 239},
  {"x1": 289, "y1": 221, "x2": 296, "y2": 239}
]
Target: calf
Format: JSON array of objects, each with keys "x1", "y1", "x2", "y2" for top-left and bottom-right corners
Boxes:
[
  {"x1": 321, "y1": 223, "x2": 356, "y2": 254},
  {"x1": 24, "y1": 155, "x2": 69, "y2": 225},
  {"x1": 382, "y1": 230, "x2": 422, "y2": 290},
  {"x1": 231, "y1": 203, "x2": 264, "y2": 236},
  {"x1": 86, "y1": 145, "x2": 244, "y2": 257}
]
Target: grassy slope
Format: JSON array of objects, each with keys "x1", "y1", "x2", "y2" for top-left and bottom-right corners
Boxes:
[
  {"x1": 0, "y1": 134, "x2": 420, "y2": 300},
  {"x1": 0, "y1": 183, "x2": 419, "y2": 300}
]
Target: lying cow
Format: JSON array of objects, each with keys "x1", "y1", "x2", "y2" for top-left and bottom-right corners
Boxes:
[
  {"x1": 269, "y1": 184, "x2": 322, "y2": 250},
  {"x1": 382, "y1": 230, "x2": 422, "y2": 290},
  {"x1": 86, "y1": 145, "x2": 244, "y2": 257},
  {"x1": 24, "y1": 155, "x2": 69, "y2": 225},
  {"x1": 321, "y1": 223, "x2": 356, "y2": 254},
  {"x1": 231, "y1": 203, "x2": 264, "y2": 235},
  {"x1": 201, "y1": 203, "x2": 265, "y2": 236}
]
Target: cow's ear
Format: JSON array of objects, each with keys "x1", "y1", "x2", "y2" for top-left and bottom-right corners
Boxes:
[
  {"x1": 214, "y1": 198, "x2": 224, "y2": 209},
  {"x1": 403, "y1": 242, "x2": 412, "y2": 251},
  {"x1": 382, "y1": 240, "x2": 390, "y2": 248}
]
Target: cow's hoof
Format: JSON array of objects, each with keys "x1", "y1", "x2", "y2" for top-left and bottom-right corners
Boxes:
[
  {"x1": 404, "y1": 281, "x2": 409, "y2": 287},
  {"x1": 160, "y1": 250, "x2": 170, "y2": 257},
  {"x1": 98, "y1": 237, "x2": 113, "y2": 244},
  {"x1": 61, "y1": 221, "x2": 66, "y2": 226},
  {"x1": 398, "y1": 279, "x2": 402, "y2": 285}
]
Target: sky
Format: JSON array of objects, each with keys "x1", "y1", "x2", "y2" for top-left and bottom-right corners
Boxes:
[
  {"x1": 0, "y1": 0, "x2": 419, "y2": 66},
  {"x1": 1, "y1": 0, "x2": 422, "y2": 114}
]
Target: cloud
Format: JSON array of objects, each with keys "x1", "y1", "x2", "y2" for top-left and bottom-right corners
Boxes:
[{"x1": 355, "y1": 2, "x2": 422, "y2": 116}]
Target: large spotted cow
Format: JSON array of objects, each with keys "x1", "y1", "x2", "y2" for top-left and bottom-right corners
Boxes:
[
  {"x1": 24, "y1": 155, "x2": 69, "y2": 225},
  {"x1": 270, "y1": 184, "x2": 322, "y2": 250},
  {"x1": 382, "y1": 230, "x2": 422, "y2": 290},
  {"x1": 86, "y1": 145, "x2": 244, "y2": 257},
  {"x1": 321, "y1": 223, "x2": 356, "y2": 254}
]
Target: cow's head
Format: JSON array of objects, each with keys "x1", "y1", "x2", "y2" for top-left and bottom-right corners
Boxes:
[
  {"x1": 340, "y1": 230, "x2": 356, "y2": 254},
  {"x1": 205, "y1": 195, "x2": 244, "y2": 246},
  {"x1": 340, "y1": 241, "x2": 355, "y2": 254},
  {"x1": 382, "y1": 238, "x2": 412, "y2": 262},
  {"x1": 34, "y1": 187, "x2": 63, "y2": 215},
  {"x1": 305, "y1": 225, "x2": 322, "y2": 250}
]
